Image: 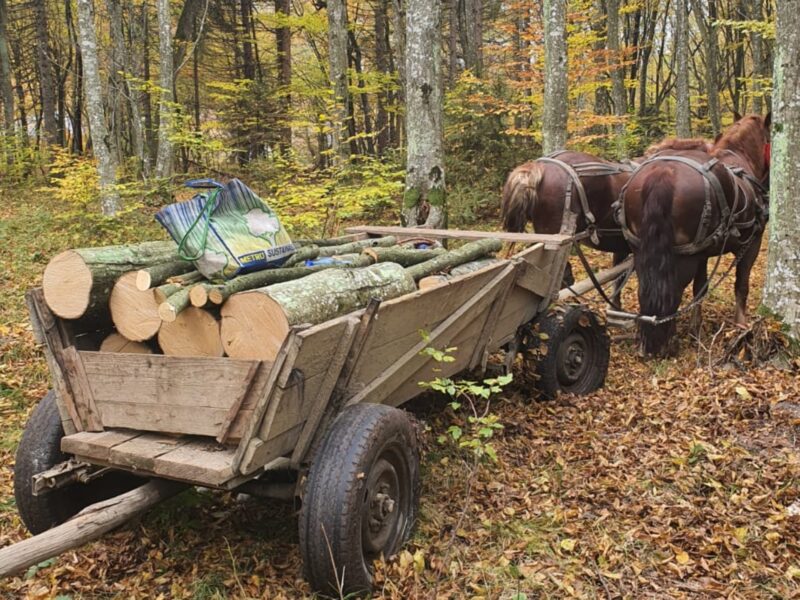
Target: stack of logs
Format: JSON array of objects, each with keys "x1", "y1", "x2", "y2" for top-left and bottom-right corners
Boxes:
[{"x1": 41, "y1": 235, "x2": 502, "y2": 361}]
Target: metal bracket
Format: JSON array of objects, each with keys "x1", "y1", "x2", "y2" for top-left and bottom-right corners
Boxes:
[{"x1": 32, "y1": 459, "x2": 111, "y2": 496}]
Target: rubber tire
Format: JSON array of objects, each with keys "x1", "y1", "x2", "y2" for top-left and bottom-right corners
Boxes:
[
  {"x1": 14, "y1": 390, "x2": 143, "y2": 534},
  {"x1": 299, "y1": 403, "x2": 420, "y2": 597},
  {"x1": 530, "y1": 305, "x2": 610, "y2": 400}
]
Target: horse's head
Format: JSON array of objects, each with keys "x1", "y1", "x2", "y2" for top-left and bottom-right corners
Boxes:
[{"x1": 714, "y1": 112, "x2": 771, "y2": 181}]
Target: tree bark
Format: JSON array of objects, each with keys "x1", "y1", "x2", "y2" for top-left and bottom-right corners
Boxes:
[
  {"x1": 66, "y1": 0, "x2": 84, "y2": 153},
  {"x1": 763, "y1": 0, "x2": 800, "y2": 339},
  {"x1": 155, "y1": 0, "x2": 174, "y2": 178},
  {"x1": 328, "y1": 0, "x2": 350, "y2": 165},
  {"x1": 374, "y1": 0, "x2": 391, "y2": 154},
  {"x1": 418, "y1": 257, "x2": 499, "y2": 291},
  {"x1": 606, "y1": 0, "x2": 627, "y2": 157},
  {"x1": 135, "y1": 261, "x2": 195, "y2": 290},
  {"x1": 691, "y1": 0, "x2": 721, "y2": 136},
  {"x1": 405, "y1": 238, "x2": 501, "y2": 281},
  {"x1": 542, "y1": 0, "x2": 568, "y2": 155},
  {"x1": 362, "y1": 246, "x2": 445, "y2": 267},
  {"x1": 276, "y1": 0, "x2": 292, "y2": 152},
  {"x1": 674, "y1": 0, "x2": 691, "y2": 137},
  {"x1": 458, "y1": 0, "x2": 482, "y2": 76},
  {"x1": 0, "y1": 0, "x2": 15, "y2": 142},
  {"x1": 33, "y1": 0, "x2": 58, "y2": 146},
  {"x1": 749, "y1": 0, "x2": 765, "y2": 115},
  {"x1": 402, "y1": 0, "x2": 446, "y2": 228},
  {"x1": 0, "y1": 480, "x2": 186, "y2": 579},
  {"x1": 77, "y1": 0, "x2": 121, "y2": 215}
]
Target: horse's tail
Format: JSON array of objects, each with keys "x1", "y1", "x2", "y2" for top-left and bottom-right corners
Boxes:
[
  {"x1": 501, "y1": 162, "x2": 544, "y2": 232},
  {"x1": 636, "y1": 166, "x2": 678, "y2": 355}
]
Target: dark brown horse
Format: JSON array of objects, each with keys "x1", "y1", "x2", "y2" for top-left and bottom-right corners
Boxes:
[
  {"x1": 620, "y1": 114, "x2": 771, "y2": 355},
  {"x1": 501, "y1": 151, "x2": 635, "y2": 292}
]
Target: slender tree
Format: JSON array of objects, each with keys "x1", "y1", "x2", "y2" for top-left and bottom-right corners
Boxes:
[
  {"x1": 155, "y1": 0, "x2": 174, "y2": 178},
  {"x1": 276, "y1": 0, "x2": 292, "y2": 152},
  {"x1": 749, "y1": 0, "x2": 765, "y2": 115},
  {"x1": 76, "y1": 0, "x2": 120, "y2": 215},
  {"x1": 0, "y1": 0, "x2": 15, "y2": 141},
  {"x1": 542, "y1": 0, "x2": 567, "y2": 154},
  {"x1": 674, "y1": 0, "x2": 691, "y2": 137},
  {"x1": 327, "y1": 0, "x2": 350, "y2": 164},
  {"x1": 459, "y1": 0, "x2": 482, "y2": 76},
  {"x1": 763, "y1": 0, "x2": 800, "y2": 338},
  {"x1": 691, "y1": 0, "x2": 721, "y2": 136},
  {"x1": 402, "y1": 0, "x2": 445, "y2": 228},
  {"x1": 34, "y1": 0, "x2": 59, "y2": 145},
  {"x1": 374, "y1": 0, "x2": 391, "y2": 154}
]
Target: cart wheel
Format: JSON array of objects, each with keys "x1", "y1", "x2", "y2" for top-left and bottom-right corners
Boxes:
[
  {"x1": 14, "y1": 390, "x2": 143, "y2": 535},
  {"x1": 527, "y1": 305, "x2": 610, "y2": 400},
  {"x1": 299, "y1": 403, "x2": 420, "y2": 596}
]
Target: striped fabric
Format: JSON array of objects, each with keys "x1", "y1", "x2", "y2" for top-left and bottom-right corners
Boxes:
[{"x1": 156, "y1": 179, "x2": 295, "y2": 281}]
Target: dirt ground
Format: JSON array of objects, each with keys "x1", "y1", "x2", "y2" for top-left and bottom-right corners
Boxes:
[{"x1": 1, "y1": 193, "x2": 798, "y2": 599}]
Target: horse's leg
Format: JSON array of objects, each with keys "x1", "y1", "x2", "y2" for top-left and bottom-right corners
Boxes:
[
  {"x1": 734, "y1": 235, "x2": 763, "y2": 327},
  {"x1": 610, "y1": 249, "x2": 631, "y2": 307},
  {"x1": 689, "y1": 258, "x2": 709, "y2": 337}
]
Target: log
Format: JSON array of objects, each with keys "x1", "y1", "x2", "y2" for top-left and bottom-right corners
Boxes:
[
  {"x1": 108, "y1": 272, "x2": 162, "y2": 341},
  {"x1": 207, "y1": 255, "x2": 375, "y2": 305},
  {"x1": 221, "y1": 262, "x2": 416, "y2": 360},
  {"x1": 42, "y1": 241, "x2": 179, "y2": 319},
  {"x1": 0, "y1": 480, "x2": 186, "y2": 578},
  {"x1": 362, "y1": 246, "x2": 446, "y2": 267},
  {"x1": 158, "y1": 307, "x2": 224, "y2": 357},
  {"x1": 282, "y1": 245, "x2": 320, "y2": 268},
  {"x1": 189, "y1": 283, "x2": 214, "y2": 308},
  {"x1": 166, "y1": 271, "x2": 202, "y2": 285},
  {"x1": 135, "y1": 261, "x2": 195, "y2": 291},
  {"x1": 99, "y1": 332, "x2": 153, "y2": 354},
  {"x1": 417, "y1": 258, "x2": 501, "y2": 291},
  {"x1": 315, "y1": 236, "x2": 397, "y2": 257},
  {"x1": 405, "y1": 238, "x2": 503, "y2": 281},
  {"x1": 158, "y1": 287, "x2": 192, "y2": 323},
  {"x1": 557, "y1": 256, "x2": 634, "y2": 301},
  {"x1": 293, "y1": 234, "x2": 362, "y2": 247},
  {"x1": 153, "y1": 282, "x2": 180, "y2": 304}
]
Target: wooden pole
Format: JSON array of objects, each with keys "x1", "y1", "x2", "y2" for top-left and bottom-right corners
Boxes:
[
  {"x1": 0, "y1": 480, "x2": 186, "y2": 578},
  {"x1": 557, "y1": 257, "x2": 633, "y2": 301}
]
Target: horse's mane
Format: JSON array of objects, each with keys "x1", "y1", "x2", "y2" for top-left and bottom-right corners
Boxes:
[
  {"x1": 644, "y1": 138, "x2": 713, "y2": 156},
  {"x1": 713, "y1": 115, "x2": 765, "y2": 156}
]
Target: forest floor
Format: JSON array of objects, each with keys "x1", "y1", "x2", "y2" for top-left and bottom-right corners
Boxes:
[{"x1": 1, "y1": 186, "x2": 799, "y2": 600}]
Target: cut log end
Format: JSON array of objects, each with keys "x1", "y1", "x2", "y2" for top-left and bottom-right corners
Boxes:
[
  {"x1": 135, "y1": 270, "x2": 153, "y2": 291},
  {"x1": 189, "y1": 285, "x2": 209, "y2": 308},
  {"x1": 418, "y1": 275, "x2": 448, "y2": 292},
  {"x1": 158, "y1": 302, "x2": 179, "y2": 323},
  {"x1": 100, "y1": 333, "x2": 153, "y2": 354},
  {"x1": 109, "y1": 272, "x2": 162, "y2": 341},
  {"x1": 42, "y1": 250, "x2": 93, "y2": 319},
  {"x1": 221, "y1": 293, "x2": 290, "y2": 361},
  {"x1": 158, "y1": 307, "x2": 224, "y2": 357},
  {"x1": 208, "y1": 288, "x2": 225, "y2": 305}
]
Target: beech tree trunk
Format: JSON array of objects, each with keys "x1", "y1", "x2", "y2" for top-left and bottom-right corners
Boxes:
[
  {"x1": 403, "y1": 0, "x2": 446, "y2": 229},
  {"x1": 458, "y1": 0, "x2": 482, "y2": 76},
  {"x1": 34, "y1": 0, "x2": 58, "y2": 146},
  {"x1": 542, "y1": 0, "x2": 567, "y2": 155},
  {"x1": 763, "y1": 0, "x2": 800, "y2": 339},
  {"x1": 606, "y1": 0, "x2": 627, "y2": 157},
  {"x1": 276, "y1": 0, "x2": 292, "y2": 152},
  {"x1": 691, "y1": 0, "x2": 721, "y2": 136},
  {"x1": 0, "y1": 0, "x2": 15, "y2": 141},
  {"x1": 674, "y1": 0, "x2": 691, "y2": 137},
  {"x1": 77, "y1": 0, "x2": 121, "y2": 215},
  {"x1": 155, "y1": 0, "x2": 174, "y2": 178},
  {"x1": 328, "y1": 0, "x2": 350, "y2": 165},
  {"x1": 749, "y1": 0, "x2": 765, "y2": 115}
]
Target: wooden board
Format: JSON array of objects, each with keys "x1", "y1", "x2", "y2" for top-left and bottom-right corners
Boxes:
[
  {"x1": 108, "y1": 434, "x2": 186, "y2": 472},
  {"x1": 345, "y1": 225, "x2": 579, "y2": 248},
  {"x1": 61, "y1": 430, "x2": 140, "y2": 460}
]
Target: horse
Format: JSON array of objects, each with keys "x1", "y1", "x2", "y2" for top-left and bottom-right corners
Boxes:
[
  {"x1": 501, "y1": 151, "x2": 635, "y2": 296},
  {"x1": 618, "y1": 114, "x2": 771, "y2": 356}
]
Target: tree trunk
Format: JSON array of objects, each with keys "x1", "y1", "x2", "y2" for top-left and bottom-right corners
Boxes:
[
  {"x1": 542, "y1": 0, "x2": 568, "y2": 155},
  {"x1": 42, "y1": 241, "x2": 179, "y2": 320},
  {"x1": 221, "y1": 262, "x2": 417, "y2": 360},
  {"x1": 763, "y1": 0, "x2": 800, "y2": 339},
  {"x1": 276, "y1": 0, "x2": 292, "y2": 152},
  {"x1": 402, "y1": 0, "x2": 446, "y2": 228},
  {"x1": 33, "y1": 0, "x2": 58, "y2": 146},
  {"x1": 65, "y1": 0, "x2": 84, "y2": 153},
  {"x1": 328, "y1": 0, "x2": 350, "y2": 165},
  {"x1": 606, "y1": 0, "x2": 627, "y2": 157},
  {"x1": 155, "y1": 0, "x2": 174, "y2": 178},
  {"x1": 77, "y1": 0, "x2": 121, "y2": 215},
  {"x1": 141, "y1": 5, "x2": 155, "y2": 168},
  {"x1": 0, "y1": 0, "x2": 14, "y2": 139},
  {"x1": 458, "y1": 0, "x2": 482, "y2": 76},
  {"x1": 691, "y1": 0, "x2": 721, "y2": 136},
  {"x1": 749, "y1": 0, "x2": 765, "y2": 115},
  {"x1": 374, "y1": 0, "x2": 391, "y2": 154},
  {"x1": 674, "y1": 0, "x2": 691, "y2": 137},
  {"x1": 447, "y1": 0, "x2": 459, "y2": 84},
  {"x1": 106, "y1": 0, "x2": 128, "y2": 165},
  {"x1": 239, "y1": 0, "x2": 256, "y2": 80},
  {"x1": 362, "y1": 246, "x2": 445, "y2": 267},
  {"x1": 391, "y1": 0, "x2": 406, "y2": 147}
]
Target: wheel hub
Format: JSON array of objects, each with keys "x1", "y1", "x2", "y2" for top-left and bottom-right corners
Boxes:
[
  {"x1": 556, "y1": 332, "x2": 590, "y2": 385},
  {"x1": 362, "y1": 457, "x2": 403, "y2": 555},
  {"x1": 368, "y1": 485, "x2": 396, "y2": 532}
]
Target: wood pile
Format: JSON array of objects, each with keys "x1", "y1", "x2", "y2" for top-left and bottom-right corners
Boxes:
[{"x1": 40, "y1": 235, "x2": 503, "y2": 359}]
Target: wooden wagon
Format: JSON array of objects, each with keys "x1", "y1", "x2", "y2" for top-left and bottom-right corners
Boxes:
[{"x1": 6, "y1": 227, "x2": 616, "y2": 595}]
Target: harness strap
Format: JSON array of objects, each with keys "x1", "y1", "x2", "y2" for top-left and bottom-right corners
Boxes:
[{"x1": 539, "y1": 155, "x2": 600, "y2": 244}]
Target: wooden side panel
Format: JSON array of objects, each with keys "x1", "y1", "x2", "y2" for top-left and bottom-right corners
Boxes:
[{"x1": 79, "y1": 352, "x2": 267, "y2": 439}]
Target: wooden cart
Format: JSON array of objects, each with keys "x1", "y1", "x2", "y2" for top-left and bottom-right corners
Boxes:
[{"x1": 11, "y1": 227, "x2": 612, "y2": 595}]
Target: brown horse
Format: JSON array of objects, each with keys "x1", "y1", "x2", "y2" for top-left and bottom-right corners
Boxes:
[
  {"x1": 501, "y1": 151, "x2": 635, "y2": 293},
  {"x1": 619, "y1": 114, "x2": 771, "y2": 355}
]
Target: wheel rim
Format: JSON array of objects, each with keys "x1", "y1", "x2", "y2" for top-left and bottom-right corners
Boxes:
[
  {"x1": 555, "y1": 330, "x2": 592, "y2": 388},
  {"x1": 361, "y1": 445, "x2": 410, "y2": 561}
]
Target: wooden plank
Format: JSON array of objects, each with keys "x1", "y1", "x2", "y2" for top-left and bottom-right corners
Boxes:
[
  {"x1": 469, "y1": 264, "x2": 520, "y2": 371},
  {"x1": 346, "y1": 264, "x2": 517, "y2": 407},
  {"x1": 290, "y1": 317, "x2": 359, "y2": 467},
  {"x1": 239, "y1": 423, "x2": 305, "y2": 474},
  {"x1": 108, "y1": 434, "x2": 186, "y2": 472},
  {"x1": 232, "y1": 332, "x2": 301, "y2": 473},
  {"x1": 25, "y1": 289, "x2": 80, "y2": 435},
  {"x1": 62, "y1": 347, "x2": 103, "y2": 431},
  {"x1": 61, "y1": 430, "x2": 140, "y2": 461},
  {"x1": 217, "y1": 361, "x2": 262, "y2": 444},
  {"x1": 80, "y1": 352, "x2": 264, "y2": 410},
  {"x1": 558, "y1": 256, "x2": 633, "y2": 301},
  {"x1": 152, "y1": 442, "x2": 236, "y2": 487},
  {"x1": 345, "y1": 225, "x2": 579, "y2": 247}
]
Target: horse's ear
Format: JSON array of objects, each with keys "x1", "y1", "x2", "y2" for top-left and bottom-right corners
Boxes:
[
  {"x1": 733, "y1": 111, "x2": 743, "y2": 122},
  {"x1": 764, "y1": 111, "x2": 772, "y2": 130}
]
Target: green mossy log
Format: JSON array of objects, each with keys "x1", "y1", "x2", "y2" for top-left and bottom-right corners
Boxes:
[
  {"x1": 135, "y1": 260, "x2": 195, "y2": 291},
  {"x1": 404, "y1": 238, "x2": 503, "y2": 281},
  {"x1": 362, "y1": 246, "x2": 445, "y2": 267}
]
